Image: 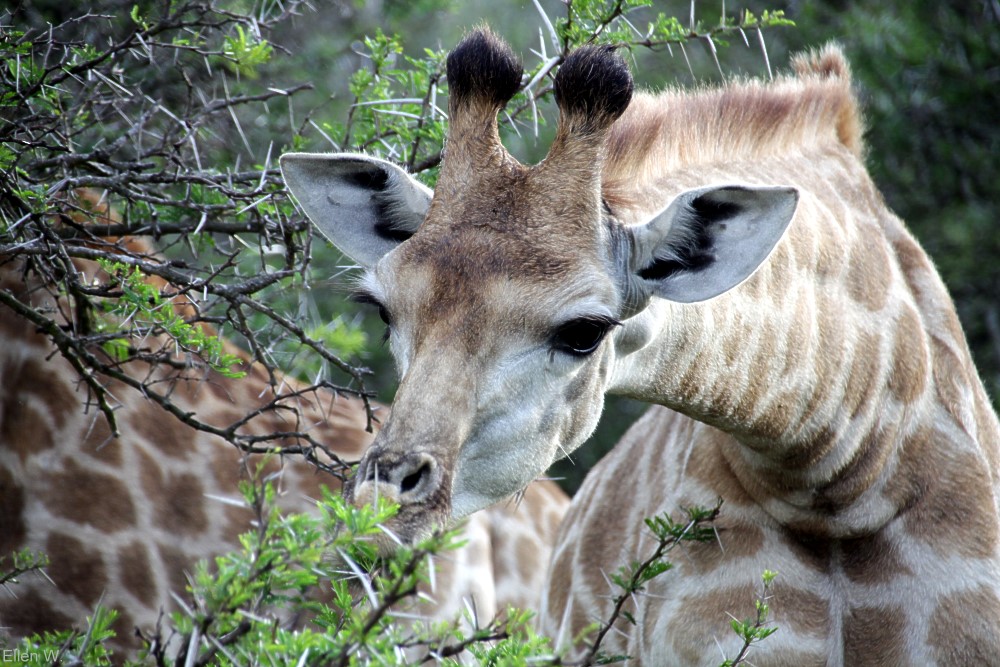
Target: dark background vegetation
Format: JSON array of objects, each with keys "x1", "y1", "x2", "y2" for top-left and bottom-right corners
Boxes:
[{"x1": 5, "y1": 0, "x2": 998, "y2": 494}]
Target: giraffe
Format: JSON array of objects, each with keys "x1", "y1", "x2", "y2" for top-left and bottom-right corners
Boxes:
[
  {"x1": 0, "y1": 211, "x2": 568, "y2": 657},
  {"x1": 279, "y1": 27, "x2": 1000, "y2": 665}
]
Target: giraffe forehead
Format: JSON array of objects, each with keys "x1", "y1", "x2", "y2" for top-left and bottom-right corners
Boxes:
[
  {"x1": 379, "y1": 231, "x2": 616, "y2": 353},
  {"x1": 429, "y1": 153, "x2": 603, "y2": 234}
]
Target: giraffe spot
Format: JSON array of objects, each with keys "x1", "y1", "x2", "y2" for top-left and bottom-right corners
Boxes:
[
  {"x1": 203, "y1": 376, "x2": 236, "y2": 405},
  {"x1": 684, "y1": 517, "x2": 766, "y2": 574},
  {"x1": 798, "y1": 289, "x2": 848, "y2": 424},
  {"x1": 779, "y1": 426, "x2": 838, "y2": 472},
  {"x1": 890, "y1": 426, "x2": 999, "y2": 558},
  {"x1": 664, "y1": 583, "x2": 758, "y2": 661},
  {"x1": 160, "y1": 472, "x2": 208, "y2": 535},
  {"x1": 675, "y1": 347, "x2": 714, "y2": 407},
  {"x1": 0, "y1": 466, "x2": 26, "y2": 554},
  {"x1": 685, "y1": 430, "x2": 755, "y2": 507},
  {"x1": 18, "y1": 358, "x2": 79, "y2": 432},
  {"x1": 887, "y1": 307, "x2": 928, "y2": 404},
  {"x1": 81, "y1": 412, "x2": 123, "y2": 467},
  {"x1": 892, "y1": 232, "x2": 932, "y2": 290},
  {"x1": 840, "y1": 531, "x2": 911, "y2": 585},
  {"x1": 1, "y1": 399, "x2": 56, "y2": 465},
  {"x1": 928, "y1": 586, "x2": 1000, "y2": 663},
  {"x1": 842, "y1": 329, "x2": 883, "y2": 419},
  {"x1": 769, "y1": 580, "x2": 830, "y2": 638},
  {"x1": 543, "y1": 550, "x2": 572, "y2": 622},
  {"x1": 749, "y1": 389, "x2": 799, "y2": 442},
  {"x1": 511, "y1": 531, "x2": 542, "y2": 576},
  {"x1": 727, "y1": 320, "x2": 780, "y2": 421},
  {"x1": 221, "y1": 504, "x2": 254, "y2": 544},
  {"x1": 109, "y1": 608, "x2": 139, "y2": 654},
  {"x1": 845, "y1": 235, "x2": 891, "y2": 311},
  {"x1": 843, "y1": 605, "x2": 908, "y2": 664},
  {"x1": 157, "y1": 541, "x2": 194, "y2": 603},
  {"x1": 814, "y1": 232, "x2": 846, "y2": 282},
  {"x1": 518, "y1": 481, "x2": 569, "y2": 540},
  {"x1": 119, "y1": 541, "x2": 157, "y2": 607},
  {"x1": 777, "y1": 533, "x2": 832, "y2": 575},
  {"x1": 210, "y1": 442, "x2": 244, "y2": 489},
  {"x1": 930, "y1": 335, "x2": 973, "y2": 431},
  {"x1": 137, "y1": 448, "x2": 209, "y2": 535},
  {"x1": 812, "y1": 423, "x2": 899, "y2": 512},
  {"x1": 42, "y1": 458, "x2": 136, "y2": 532},
  {"x1": 0, "y1": 588, "x2": 73, "y2": 637},
  {"x1": 787, "y1": 219, "x2": 818, "y2": 273},
  {"x1": 974, "y1": 393, "x2": 1000, "y2": 473},
  {"x1": 127, "y1": 406, "x2": 196, "y2": 459},
  {"x1": 0, "y1": 303, "x2": 36, "y2": 343},
  {"x1": 778, "y1": 291, "x2": 809, "y2": 378},
  {"x1": 46, "y1": 532, "x2": 109, "y2": 607}
]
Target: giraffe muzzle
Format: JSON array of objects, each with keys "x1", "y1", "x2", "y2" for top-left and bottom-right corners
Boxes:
[{"x1": 351, "y1": 450, "x2": 444, "y2": 509}]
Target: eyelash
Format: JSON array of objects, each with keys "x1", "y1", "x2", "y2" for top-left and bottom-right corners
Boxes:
[
  {"x1": 350, "y1": 291, "x2": 393, "y2": 340},
  {"x1": 551, "y1": 316, "x2": 620, "y2": 357}
]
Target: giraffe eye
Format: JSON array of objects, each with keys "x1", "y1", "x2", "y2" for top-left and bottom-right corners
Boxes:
[
  {"x1": 351, "y1": 291, "x2": 392, "y2": 327},
  {"x1": 551, "y1": 316, "x2": 619, "y2": 356}
]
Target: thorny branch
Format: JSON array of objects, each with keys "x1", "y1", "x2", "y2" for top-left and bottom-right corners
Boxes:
[{"x1": 0, "y1": 0, "x2": 374, "y2": 479}]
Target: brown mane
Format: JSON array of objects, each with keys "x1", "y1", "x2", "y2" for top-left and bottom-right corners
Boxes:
[{"x1": 602, "y1": 43, "x2": 863, "y2": 192}]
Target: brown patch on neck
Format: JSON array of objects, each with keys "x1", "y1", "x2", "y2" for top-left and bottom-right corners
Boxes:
[
  {"x1": 119, "y1": 541, "x2": 158, "y2": 607},
  {"x1": 888, "y1": 306, "x2": 929, "y2": 404},
  {"x1": 888, "y1": 424, "x2": 999, "y2": 558},
  {"x1": 0, "y1": 588, "x2": 74, "y2": 638},
  {"x1": 42, "y1": 458, "x2": 137, "y2": 532},
  {"x1": 928, "y1": 586, "x2": 1000, "y2": 662},
  {"x1": 843, "y1": 605, "x2": 909, "y2": 664},
  {"x1": 0, "y1": 466, "x2": 26, "y2": 554},
  {"x1": 137, "y1": 448, "x2": 208, "y2": 536},
  {"x1": 1, "y1": 356, "x2": 78, "y2": 464},
  {"x1": 46, "y1": 532, "x2": 110, "y2": 607}
]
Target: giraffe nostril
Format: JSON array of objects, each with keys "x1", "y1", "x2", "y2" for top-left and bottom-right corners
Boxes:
[{"x1": 400, "y1": 461, "x2": 430, "y2": 494}]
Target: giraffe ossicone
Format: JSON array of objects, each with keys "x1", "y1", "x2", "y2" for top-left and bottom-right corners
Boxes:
[{"x1": 282, "y1": 27, "x2": 1000, "y2": 665}]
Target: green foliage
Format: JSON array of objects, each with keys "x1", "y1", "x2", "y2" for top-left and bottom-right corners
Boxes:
[
  {"x1": 8, "y1": 605, "x2": 118, "y2": 666},
  {"x1": 98, "y1": 260, "x2": 247, "y2": 378},
  {"x1": 555, "y1": 0, "x2": 792, "y2": 52},
  {"x1": 0, "y1": 549, "x2": 49, "y2": 588},
  {"x1": 719, "y1": 570, "x2": 779, "y2": 667},
  {"x1": 5, "y1": 474, "x2": 562, "y2": 665},
  {"x1": 223, "y1": 25, "x2": 274, "y2": 78},
  {"x1": 331, "y1": 28, "x2": 448, "y2": 181}
]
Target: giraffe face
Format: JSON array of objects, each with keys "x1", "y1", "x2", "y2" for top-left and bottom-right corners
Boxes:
[
  {"x1": 280, "y1": 30, "x2": 796, "y2": 546},
  {"x1": 350, "y1": 206, "x2": 621, "y2": 532}
]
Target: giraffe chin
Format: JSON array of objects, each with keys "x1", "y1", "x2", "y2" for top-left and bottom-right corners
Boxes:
[{"x1": 344, "y1": 475, "x2": 453, "y2": 553}]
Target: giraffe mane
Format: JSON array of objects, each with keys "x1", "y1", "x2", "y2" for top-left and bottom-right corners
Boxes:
[{"x1": 602, "y1": 43, "x2": 863, "y2": 194}]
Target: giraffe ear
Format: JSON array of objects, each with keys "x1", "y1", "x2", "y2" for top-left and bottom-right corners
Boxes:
[
  {"x1": 627, "y1": 185, "x2": 798, "y2": 304},
  {"x1": 280, "y1": 153, "x2": 432, "y2": 267}
]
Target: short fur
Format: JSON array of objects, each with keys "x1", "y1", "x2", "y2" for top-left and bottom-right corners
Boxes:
[{"x1": 603, "y1": 43, "x2": 863, "y2": 205}]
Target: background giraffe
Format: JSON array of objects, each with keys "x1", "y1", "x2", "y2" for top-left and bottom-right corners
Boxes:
[
  {"x1": 0, "y1": 236, "x2": 568, "y2": 657},
  {"x1": 280, "y1": 30, "x2": 1000, "y2": 665}
]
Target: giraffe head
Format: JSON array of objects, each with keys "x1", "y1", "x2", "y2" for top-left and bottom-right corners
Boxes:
[{"x1": 281, "y1": 28, "x2": 798, "y2": 544}]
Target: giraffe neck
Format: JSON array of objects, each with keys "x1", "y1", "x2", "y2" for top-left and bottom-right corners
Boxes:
[{"x1": 610, "y1": 147, "x2": 1000, "y2": 535}]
